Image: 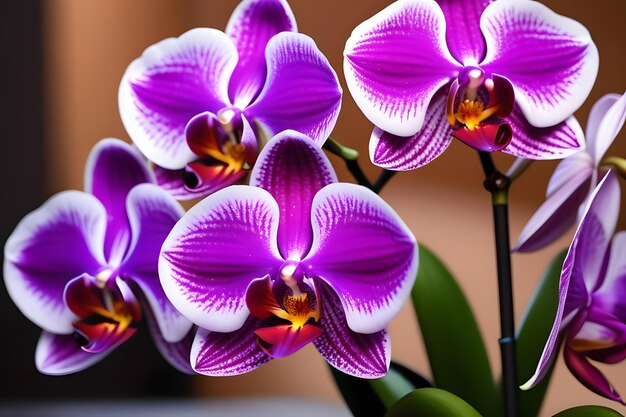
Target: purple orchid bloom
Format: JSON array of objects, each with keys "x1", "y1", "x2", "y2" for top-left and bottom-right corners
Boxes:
[
  {"x1": 119, "y1": 0, "x2": 342, "y2": 200},
  {"x1": 159, "y1": 131, "x2": 418, "y2": 377},
  {"x1": 344, "y1": 0, "x2": 597, "y2": 170},
  {"x1": 3, "y1": 139, "x2": 193, "y2": 375},
  {"x1": 522, "y1": 171, "x2": 626, "y2": 403},
  {"x1": 516, "y1": 92, "x2": 626, "y2": 252}
]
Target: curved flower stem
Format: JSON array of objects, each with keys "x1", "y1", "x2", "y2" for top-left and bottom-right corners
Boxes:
[
  {"x1": 373, "y1": 169, "x2": 397, "y2": 194},
  {"x1": 324, "y1": 137, "x2": 396, "y2": 194},
  {"x1": 478, "y1": 151, "x2": 518, "y2": 417}
]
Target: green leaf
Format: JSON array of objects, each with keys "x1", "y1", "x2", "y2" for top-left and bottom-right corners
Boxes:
[
  {"x1": 385, "y1": 388, "x2": 483, "y2": 417},
  {"x1": 329, "y1": 361, "x2": 431, "y2": 416},
  {"x1": 552, "y1": 405, "x2": 624, "y2": 417},
  {"x1": 411, "y1": 244, "x2": 498, "y2": 417},
  {"x1": 516, "y1": 249, "x2": 567, "y2": 417}
]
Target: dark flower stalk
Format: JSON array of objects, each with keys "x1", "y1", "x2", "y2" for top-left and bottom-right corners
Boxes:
[{"x1": 478, "y1": 151, "x2": 518, "y2": 417}]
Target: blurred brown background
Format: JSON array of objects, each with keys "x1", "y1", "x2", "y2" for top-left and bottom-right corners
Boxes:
[{"x1": 1, "y1": 0, "x2": 625, "y2": 415}]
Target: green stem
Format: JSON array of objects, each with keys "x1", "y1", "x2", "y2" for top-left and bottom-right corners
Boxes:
[{"x1": 323, "y1": 137, "x2": 397, "y2": 194}]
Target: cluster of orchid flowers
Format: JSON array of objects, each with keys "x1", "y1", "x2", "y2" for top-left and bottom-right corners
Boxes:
[{"x1": 4, "y1": 0, "x2": 625, "y2": 415}]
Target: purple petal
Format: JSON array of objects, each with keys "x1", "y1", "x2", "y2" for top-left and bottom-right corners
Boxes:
[
  {"x1": 226, "y1": 0, "x2": 297, "y2": 107},
  {"x1": 514, "y1": 157, "x2": 593, "y2": 253},
  {"x1": 564, "y1": 341, "x2": 623, "y2": 403},
  {"x1": 586, "y1": 92, "x2": 626, "y2": 164},
  {"x1": 369, "y1": 89, "x2": 453, "y2": 170},
  {"x1": 480, "y1": 0, "x2": 598, "y2": 128},
  {"x1": 3, "y1": 191, "x2": 106, "y2": 334},
  {"x1": 503, "y1": 106, "x2": 585, "y2": 160},
  {"x1": 343, "y1": 0, "x2": 459, "y2": 137},
  {"x1": 119, "y1": 184, "x2": 192, "y2": 343},
  {"x1": 250, "y1": 131, "x2": 337, "y2": 260},
  {"x1": 522, "y1": 172, "x2": 620, "y2": 390},
  {"x1": 313, "y1": 281, "x2": 390, "y2": 378},
  {"x1": 595, "y1": 232, "x2": 626, "y2": 321},
  {"x1": 159, "y1": 186, "x2": 282, "y2": 333},
  {"x1": 142, "y1": 294, "x2": 195, "y2": 374},
  {"x1": 35, "y1": 331, "x2": 109, "y2": 375},
  {"x1": 85, "y1": 139, "x2": 154, "y2": 264},
  {"x1": 246, "y1": 32, "x2": 342, "y2": 144},
  {"x1": 191, "y1": 316, "x2": 270, "y2": 376},
  {"x1": 575, "y1": 172, "x2": 620, "y2": 293},
  {"x1": 304, "y1": 183, "x2": 418, "y2": 334},
  {"x1": 437, "y1": 0, "x2": 492, "y2": 64},
  {"x1": 119, "y1": 28, "x2": 237, "y2": 169}
]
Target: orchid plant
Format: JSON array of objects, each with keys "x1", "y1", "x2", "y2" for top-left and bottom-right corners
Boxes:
[{"x1": 3, "y1": 0, "x2": 626, "y2": 416}]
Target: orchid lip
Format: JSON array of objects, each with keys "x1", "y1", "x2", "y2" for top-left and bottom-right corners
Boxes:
[{"x1": 65, "y1": 276, "x2": 141, "y2": 354}]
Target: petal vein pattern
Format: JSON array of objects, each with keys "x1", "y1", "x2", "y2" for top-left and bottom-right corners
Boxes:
[
  {"x1": 344, "y1": 0, "x2": 459, "y2": 136},
  {"x1": 305, "y1": 183, "x2": 418, "y2": 334},
  {"x1": 159, "y1": 186, "x2": 282, "y2": 333}
]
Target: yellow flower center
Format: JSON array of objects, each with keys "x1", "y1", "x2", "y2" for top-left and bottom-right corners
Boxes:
[{"x1": 455, "y1": 99, "x2": 485, "y2": 130}]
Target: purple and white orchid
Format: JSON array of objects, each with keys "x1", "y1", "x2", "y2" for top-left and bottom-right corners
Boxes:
[
  {"x1": 516, "y1": 92, "x2": 626, "y2": 252},
  {"x1": 344, "y1": 0, "x2": 597, "y2": 170},
  {"x1": 119, "y1": 0, "x2": 342, "y2": 200},
  {"x1": 522, "y1": 171, "x2": 626, "y2": 403},
  {"x1": 159, "y1": 131, "x2": 418, "y2": 377},
  {"x1": 3, "y1": 139, "x2": 193, "y2": 375}
]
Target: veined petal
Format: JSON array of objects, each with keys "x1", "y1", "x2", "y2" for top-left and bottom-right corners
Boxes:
[
  {"x1": 119, "y1": 28, "x2": 237, "y2": 170},
  {"x1": 35, "y1": 332, "x2": 109, "y2": 376},
  {"x1": 503, "y1": 106, "x2": 585, "y2": 160},
  {"x1": 226, "y1": 0, "x2": 297, "y2": 107},
  {"x1": 514, "y1": 160, "x2": 593, "y2": 253},
  {"x1": 159, "y1": 186, "x2": 282, "y2": 333},
  {"x1": 191, "y1": 317, "x2": 270, "y2": 376},
  {"x1": 587, "y1": 92, "x2": 626, "y2": 164},
  {"x1": 564, "y1": 341, "x2": 623, "y2": 403},
  {"x1": 304, "y1": 183, "x2": 418, "y2": 334},
  {"x1": 120, "y1": 184, "x2": 192, "y2": 343},
  {"x1": 85, "y1": 139, "x2": 154, "y2": 264},
  {"x1": 480, "y1": 0, "x2": 598, "y2": 128},
  {"x1": 437, "y1": 0, "x2": 492, "y2": 64},
  {"x1": 522, "y1": 172, "x2": 620, "y2": 390},
  {"x1": 313, "y1": 281, "x2": 390, "y2": 378},
  {"x1": 250, "y1": 131, "x2": 337, "y2": 261},
  {"x1": 369, "y1": 89, "x2": 453, "y2": 170},
  {"x1": 3, "y1": 191, "x2": 106, "y2": 334},
  {"x1": 344, "y1": 0, "x2": 459, "y2": 137},
  {"x1": 246, "y1": 32, "x2": 342, "y2": 144}
]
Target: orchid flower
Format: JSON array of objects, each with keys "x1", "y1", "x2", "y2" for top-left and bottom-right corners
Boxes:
[
  {"x1": 159, "y1": 131, "x2": 418, "y2": 377},
  {"x1": 119, "y1": 0, "x2": 342, "y2": 200},
  {"x1": 516, "y1": 92, "x2": 626, "y2": 252},
  {"x1": 3, "y1": 139, "x2": 193, "y2": 375},
  {"x1": 522, "y1": 171, "x2": 626, "y2": 403},
  {"x1": 344, "y1": 0, "x2": 597, "y2": 170}
]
